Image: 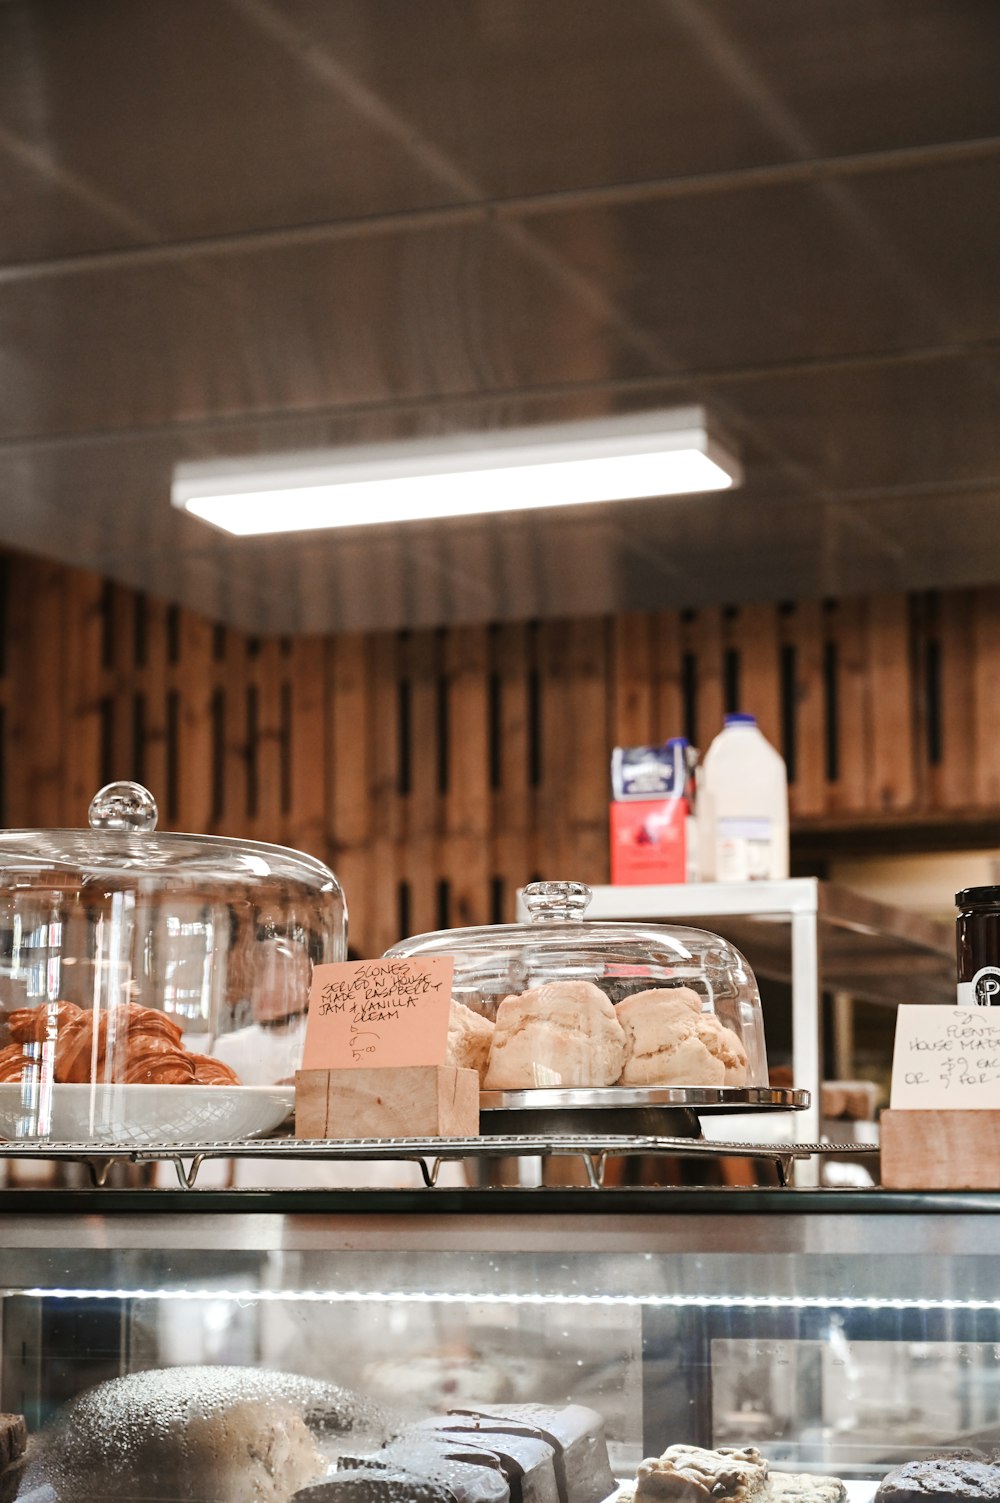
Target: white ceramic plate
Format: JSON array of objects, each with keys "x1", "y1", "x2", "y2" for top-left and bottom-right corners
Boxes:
[{"x1": 0, "y1": 1082, "x2": 294, "y2": 1146}]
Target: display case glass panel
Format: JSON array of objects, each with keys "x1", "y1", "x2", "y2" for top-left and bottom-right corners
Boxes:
[{"x1": 0, "y1": 1192, "x2": 997, "y2": 1503}]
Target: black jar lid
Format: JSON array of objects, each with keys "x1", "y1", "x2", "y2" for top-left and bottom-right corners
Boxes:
[{"x1": 956, "y1": 886, "x2": 1000, "y2": 908}]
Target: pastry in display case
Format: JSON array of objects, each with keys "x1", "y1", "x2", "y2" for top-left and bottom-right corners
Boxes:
[
  {"x1": 0, "y1": 780, "x2": 346, "y2": 1144},
  {"x1": 385, "y1": 881, "x2": 771, "y2": 1106},
  {"x1": 22, "y1": 1365, "x2": 392, "y2": 1503}
]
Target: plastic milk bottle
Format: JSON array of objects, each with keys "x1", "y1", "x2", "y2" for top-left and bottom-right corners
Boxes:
[{"x1": 698, "y1": 713, "x2": 789, "y2": 882}]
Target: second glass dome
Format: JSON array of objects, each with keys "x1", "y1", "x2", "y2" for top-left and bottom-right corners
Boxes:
[{"x1": 384, "y1": 880, "x2": 767, "y2": 1091}]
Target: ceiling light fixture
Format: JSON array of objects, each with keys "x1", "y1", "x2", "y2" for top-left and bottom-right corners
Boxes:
[{"x1": 171, "y1": 407, "x2": 741, "y2": 537}]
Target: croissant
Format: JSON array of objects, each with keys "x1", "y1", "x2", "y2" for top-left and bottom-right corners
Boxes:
[
  {"x1": 101, "y1": 1004, "x2": 184, "y2": 1077},
  {"x1": 189, "y1": 1053, "x2": 240, "y2": 1086},
  {"x1": 114, "y1": 1002, "x2": 184, "y2": 1046},
  {"x1": 127, "y1": 1033, "x2": 182, "y2": 1056},
  {"x1": 8, "y1": 1001, "x2": 83, "y2": 1044},
  {"x1": 55, "y1": 1014, "x2": 109, "y2": 1085},
  {"x1": 120, "y1": 1047, "x2": 197, "y2": 1085},
  {"x1": 0, "y1": 1002, "x2": 241, "y2": 1089},
  {"x1": 0, "y1": 1043, "x2": 26, "y2": 1082},
  {"x1": 5, "y1": 1010, "x2": 39, "y2": 1045}
]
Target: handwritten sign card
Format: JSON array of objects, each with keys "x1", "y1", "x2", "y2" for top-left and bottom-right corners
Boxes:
[
  {"x1": 890, "y1": 1005, "x2": 1000, "y2": 1108},
  {"x1": 301, "y1": 957, "x2": 454, "y2": 1071}
]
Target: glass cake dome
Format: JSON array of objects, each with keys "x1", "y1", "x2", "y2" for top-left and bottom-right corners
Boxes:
[
  {"x1": 0, "y1": 781, "x2": 346, "y2": 1143},
  {"x1": 384, "y1": 881, "x2": 768, "y2": 1093}
]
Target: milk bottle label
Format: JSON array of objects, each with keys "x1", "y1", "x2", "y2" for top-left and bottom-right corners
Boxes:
[
  {"x1": 716, "y1": 816, "x2": 773, "y2": 882},
  {"x1": 956, "y1": 965, "x2": 1000, "y2": 1007}
]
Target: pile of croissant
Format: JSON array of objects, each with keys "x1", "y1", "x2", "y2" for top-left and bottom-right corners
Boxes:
[{"x1": 0, "y1": 1001, "x2": 240, "y2": 1086}]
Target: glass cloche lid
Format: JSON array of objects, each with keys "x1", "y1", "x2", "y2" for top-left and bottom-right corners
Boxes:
[
  {"x1": 385, "y1": 880, "x2": 768, "y2": 1091},
  {"x1": 0, "y1": 780, "x2": 340, "y2": 888},
  {"x1": 0, "y1": 782, "x2": 346, "y2": 1144}
]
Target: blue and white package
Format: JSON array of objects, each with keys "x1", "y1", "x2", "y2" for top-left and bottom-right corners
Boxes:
[{"x1": 611, "y1": 737, "x2": 693, "y2": 801}]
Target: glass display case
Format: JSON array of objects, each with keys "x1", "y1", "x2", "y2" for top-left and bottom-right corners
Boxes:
[{"x1": 1, "y1": 1186, "x2": 998, "y2": 1503}]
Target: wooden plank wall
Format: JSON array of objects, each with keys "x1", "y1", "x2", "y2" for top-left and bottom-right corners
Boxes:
[{"x1": 0, "y1": 550, "x2": 997, "y2": 958}]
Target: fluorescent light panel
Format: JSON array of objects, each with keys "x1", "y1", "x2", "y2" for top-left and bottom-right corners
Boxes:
[{"x1": 172, "y1": 407, "x2": 741, "y2": 537}]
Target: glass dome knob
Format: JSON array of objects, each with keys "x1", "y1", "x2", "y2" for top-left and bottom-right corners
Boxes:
[
  {"x1": 523, "y1": 881, "x2": 592, "y2": 923},
  {"x1": 88, "y1": 781, "x2": 159, "y2": 833}
]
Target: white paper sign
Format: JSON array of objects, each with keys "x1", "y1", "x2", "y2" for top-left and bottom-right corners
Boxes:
[{"x1": 890, "y1": 1005, "x2": 1000, "y2": 1108}]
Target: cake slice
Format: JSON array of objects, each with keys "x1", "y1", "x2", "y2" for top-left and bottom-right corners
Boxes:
[
  {"x1": 449, "y1": 1404, "x2": 616, "y2": 1503},
  {"x1": 412, "y1": 1419, "x2": 560, "y2": 1503},
  {"x1": 298, "y1": 1457, "x2": 510, "y2": 1503},
  {"x1": 338, "y1": 1439, "x2": 509, "y2": 1492}
]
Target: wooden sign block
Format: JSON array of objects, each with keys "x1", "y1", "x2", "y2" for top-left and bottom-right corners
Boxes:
[
  {"x1": 881, "y1": 1109, "x2": 1000, "y2": 1189},
  {"x1": 295, "y1": 1064, "x2": 479, "y2": 1140}
]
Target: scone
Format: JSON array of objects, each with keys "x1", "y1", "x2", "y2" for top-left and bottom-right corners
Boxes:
[
  {"x1": 484, "y1": 981, "x2": 626, "y2": 1090},
  {"x1": 635, "y1": 1444, "x2": 768, "y2": 1503},
  {"x1": 696, "y1": 1013, "x2": 749, "y2": 1085},
  {"x1": 617, "y1": 988, "x2": 748, "y2": 1087},
  {"x1": 446, "y1": 1002, "x2": 495, "y2": 1085}
]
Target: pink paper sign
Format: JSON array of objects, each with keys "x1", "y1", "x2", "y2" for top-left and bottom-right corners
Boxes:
[{"x1": 302, "y1": 957, "x2": 454, "y2": 1070}]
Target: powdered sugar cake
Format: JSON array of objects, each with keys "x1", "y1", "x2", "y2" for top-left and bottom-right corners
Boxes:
[{"x1": 22, "y1": 1365, "x2": 392, "y2": 1503}]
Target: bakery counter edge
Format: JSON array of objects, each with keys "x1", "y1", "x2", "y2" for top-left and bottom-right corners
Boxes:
[{"x1": 0, "y1": 1187, "x2": 997, "y2": 1256}]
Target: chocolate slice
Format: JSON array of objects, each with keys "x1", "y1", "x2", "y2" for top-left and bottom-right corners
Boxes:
[
  {"x1": 412, "y1": 1420, "x2": 560, "y2": 1503},
  {"x1": 340, "y1": 1439, "x2": 508, "y2": 1478},
  {"x1": 449, "y1": 1404, "x2": 615, "y2": 1503},
  {"x1": 296, "y1": 1470, "x2": 457, "y2": 1503},
  {"x1": 299, "y1": 1459, "x2": 511, "y2": 1503}
]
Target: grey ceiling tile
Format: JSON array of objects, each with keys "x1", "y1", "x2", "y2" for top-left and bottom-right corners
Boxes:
[
  {"x1": 280, "y1": 0, "x2": 792, "y2": 198},
  {"x1": 721, "y1": 355, "x2": 1000, "y2": 493},
  {"x1": 0, "y1": 0, "x2": 459, "y2": 253},
  {"x1": 0, "y1": 222, "x2": 660, "y2": 442},
  {"x1": 524, "y1": 184, "x2": 946, "y2": 372},
  {"x1": 717, "y1": 0, "x2": 1000, "y2": 159}
]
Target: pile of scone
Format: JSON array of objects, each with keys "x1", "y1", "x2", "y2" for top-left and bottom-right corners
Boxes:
[
  {"x1": 447, "y1": 981, "x2": 748, "y2": 1091},
  {"x1": 629, "y1": 1444, "x2": 845, "y2": 1503}
]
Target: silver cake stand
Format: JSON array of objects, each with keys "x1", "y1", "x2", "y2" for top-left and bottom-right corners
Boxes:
[{"x1": 478, "y1": 1085, "x2": 808, "y2": 1137}]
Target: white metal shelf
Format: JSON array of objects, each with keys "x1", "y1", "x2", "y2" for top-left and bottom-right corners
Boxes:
[{"x1": 575, "y1": 880, "x2": 954, "y2": 1184}]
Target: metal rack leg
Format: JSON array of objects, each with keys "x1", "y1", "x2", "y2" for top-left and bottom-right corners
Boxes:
[
  {"x1": 832, "y1": 990, "x2": 856, "y2": 1079},
  {"x1": 791, "y1": 908, "x2": 821, "y2": 1187}
]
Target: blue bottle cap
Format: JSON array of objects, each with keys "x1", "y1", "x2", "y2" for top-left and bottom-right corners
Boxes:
[{"x1": 724, "y1": 712, "x2": 757, "y2": 727}]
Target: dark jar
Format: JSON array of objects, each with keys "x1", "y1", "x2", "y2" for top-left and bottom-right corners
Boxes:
[{"x1": 956, "y1": 886, "x2": 1000, "y2": 1006}]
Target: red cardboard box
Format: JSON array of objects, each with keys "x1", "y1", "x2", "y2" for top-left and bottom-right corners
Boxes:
[{"x1": 610, "y1": 797, "x2": 688, "y2": 885}]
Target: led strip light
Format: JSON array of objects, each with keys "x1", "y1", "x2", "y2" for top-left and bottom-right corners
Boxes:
[{"x1": 12, "y1": 1288, "x2": 1000, "y2": 1312}]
